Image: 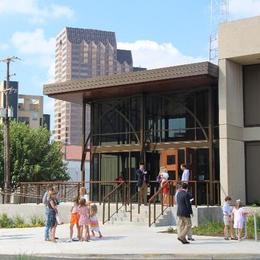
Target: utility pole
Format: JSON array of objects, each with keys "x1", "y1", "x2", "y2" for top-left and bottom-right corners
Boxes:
[{"x1": 0, "y1": 56, "x2": 19, "y2": 203}]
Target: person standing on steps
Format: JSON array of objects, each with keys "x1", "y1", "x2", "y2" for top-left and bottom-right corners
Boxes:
[
  {"x1": 180, "y1": 164, "x2": 190, "y2": 183},
  {"x1": 176, "y1": 182, "x2": 193, "y2": 244},
  {"x1": 136, "y1": 163, "x2": 149, "y2": 205}
]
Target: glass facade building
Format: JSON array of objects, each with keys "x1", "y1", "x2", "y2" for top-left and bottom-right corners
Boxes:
[{"x1": 90, "y1": 87, "x2": 219, "y2": 203}]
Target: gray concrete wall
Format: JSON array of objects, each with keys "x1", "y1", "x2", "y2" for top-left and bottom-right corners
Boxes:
[
  {"x1": 219, "y1": 59, "x2": 245, "y2": 204},
  {"x1": 162, "y1": 206, "x2": 223, "y2": 227},
  {"x1": 0, "y1": 203, "x2": 73, "y2": 223},
  {"x1": 0, "y1": 203, "x2": 223, "y2": 227},
  {"x1": 218, "y1": 16, "x2": 260, "y2": 205}
]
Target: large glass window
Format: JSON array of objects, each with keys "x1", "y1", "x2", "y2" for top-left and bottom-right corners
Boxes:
[
  {"x1": 244, "y1": 64, "x2": 260, "y2": 126},
  {"x1": 246, "y1": 142, "x2": 260, "y2": 204},
  {"x1": 92, "y1": 88, "x2": 217, "y2": 146}
]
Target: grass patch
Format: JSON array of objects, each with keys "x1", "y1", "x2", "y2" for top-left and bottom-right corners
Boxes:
[
  {"x1": 165, "y1": 216, "x2": 260, "y2": 239},
  {"x1": 192, "y1": 221, "x2": 223, "y2": 236},
  {"x1": 0, "y1": 214, "x2": 44, "y2": 228}
]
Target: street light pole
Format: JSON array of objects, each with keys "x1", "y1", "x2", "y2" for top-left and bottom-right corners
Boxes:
[{"x1": 0, "y1": 56, "x2": 19, "y2": 203}]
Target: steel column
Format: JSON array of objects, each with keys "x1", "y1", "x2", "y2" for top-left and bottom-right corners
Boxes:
[{"x1": 81, "y1": 100, "x2": 86, "y2": 186}]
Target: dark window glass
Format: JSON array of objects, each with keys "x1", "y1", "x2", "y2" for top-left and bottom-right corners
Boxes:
[
  {"x1": 167, "y1": 155, "x2": 176, "y2": 165},
  {"x1": 243, "y1": 64, "x2": 260, "y2": 126},
  {"x1": 245, "y1": 142, "x2": 260, "y2": 204}
]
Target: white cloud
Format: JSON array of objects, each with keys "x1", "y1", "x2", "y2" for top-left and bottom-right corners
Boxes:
[
  {"x1": 0, "y1": 0, "x2": 74, "y2": 24},
  {"x1": 118, "y1": 40, "x2": 205, "y2": 69},
  {"x1": 10, "y1": 28, "x2": 56, "y2": 129},
  {"x1": 11, "y1": 28, "x2": 55, "y2": 71},
  {"x1": 229, "y1": 0, "x2": 260, "y2": 19},
  {"x1": 11, "y1": 29, "x2": 55, "y2": 55},
  {"x1": 11, "y1": 29, "x2": 55, "y2": 80}
]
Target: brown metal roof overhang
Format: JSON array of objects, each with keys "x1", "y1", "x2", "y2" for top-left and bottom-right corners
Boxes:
[{"x1": 43, "y1": 61, "x2": 218, "y2": 104}]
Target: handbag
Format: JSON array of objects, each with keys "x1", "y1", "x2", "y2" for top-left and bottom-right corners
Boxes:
[{"x1": 56, "y1": 214, "x2": 64, "y2": 225}]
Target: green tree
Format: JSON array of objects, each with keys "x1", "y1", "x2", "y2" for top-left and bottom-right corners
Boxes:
[{"x1": 0, "y1": 122, "x2": 69, "y2": 187}]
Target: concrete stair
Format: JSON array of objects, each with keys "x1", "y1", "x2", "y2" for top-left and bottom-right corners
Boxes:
[{"x1": 102, "y1": 203, "x2": 173, "y2": 226}]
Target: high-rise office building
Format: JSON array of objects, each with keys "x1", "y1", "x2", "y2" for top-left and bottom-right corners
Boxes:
[{"x1": 54, "y1": 27, "x2": 134, "y2": 144}]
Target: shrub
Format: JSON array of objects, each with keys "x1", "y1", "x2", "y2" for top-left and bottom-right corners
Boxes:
[
  {"x1": 0, "y1": 214, "x2": 44, "y2": 228},
  {"x1": 14, "y1": 215, "x2": 25, "y2": 228},
  {"x1": 30, "y1": 216, "x2": 45, "y2": 227},
  {"x1": 0, "y1": 213, "x2": 14, "y2": 228}
]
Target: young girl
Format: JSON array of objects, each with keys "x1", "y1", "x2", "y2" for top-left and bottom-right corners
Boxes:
[
  {"x1": 79, "y1": 187, "x2": 89, "y2": 202},
  {"x1": 89, "y1": 204, "x2": 102, "y2": 238},
  {"x1": 78, "y1": 198, "x2": 90, "y2": 242},
  {"x1": 160, "y1": 170, "x2": 169, "y2": 206},
  {"x1": 68, "y1": 196, "x2": 80, "y2": 242},
  {"x1": 232, "y1": 199, "x2": 248, "y2": 240}
]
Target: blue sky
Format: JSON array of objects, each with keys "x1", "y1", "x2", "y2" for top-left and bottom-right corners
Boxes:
[{"x1": 0, "y1": 0, "x2": 260, "y2": 129}]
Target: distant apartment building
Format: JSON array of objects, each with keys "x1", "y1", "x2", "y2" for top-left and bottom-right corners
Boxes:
[
  {"x1": 18, "y1": 94, "x2": 44, "y2": 128},
  {"x1": 54, "y1": 27, "x2": 135, "y2": 145},
  {"x1": 0, "y1": 81, "x2": 18, "y2": 121}
]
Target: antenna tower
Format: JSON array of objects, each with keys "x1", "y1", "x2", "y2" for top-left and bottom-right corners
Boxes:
[{"x1": 209, "y1": 0, "x2": 229, "y2": 63}]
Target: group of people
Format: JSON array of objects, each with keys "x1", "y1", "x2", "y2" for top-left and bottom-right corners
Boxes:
[
  {"x1": 135, "y1": 163, "x2": 190, "y2": 205},
  {"x1": 135, "y1": 162, "x2": 194, "y2": 244},
  {"x1": 43, "y1": 185, "x2": 102, "y2": 242},
  {"x1": 223, "y1": 196, "x2": 249, "y2": 241},
  {"x1": 42, "y1": 164, "x2": 249, "y2": 244}
]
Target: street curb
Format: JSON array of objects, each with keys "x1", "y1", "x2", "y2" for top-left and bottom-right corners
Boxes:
[{"x1": 1, "y1": 254, "x2": 260, "y2": 260}]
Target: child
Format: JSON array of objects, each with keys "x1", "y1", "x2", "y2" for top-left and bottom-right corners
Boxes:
[
  {"x1": 78, "y1": 198, "x2": 90, "y2": 242},
  {"x1": 89, "y1": 204, "x2": 102, "y2": 238},
  {"x1": 160, "y1": 171, "x2": 169, "y2": 206},
  {"x1": 223, "y1": 196, "x2": 235, "y2": 240},
  {"x1": 67, "y1": 196, "x2": 80, "y2": 242},
  {"x1": 232, "y1": 199, "x2": 248, "y2": 241}
]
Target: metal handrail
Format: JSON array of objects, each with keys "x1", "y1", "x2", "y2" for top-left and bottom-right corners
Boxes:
[
  {"x1": 148, "y1": 180, "x2": 175, "y2": 227},
  {"x1": 102, "y1": 182, "x2": 126, "y2": 224},
  {"x1": 15, "y1": 180, "x2": 220, "y2": 207}
]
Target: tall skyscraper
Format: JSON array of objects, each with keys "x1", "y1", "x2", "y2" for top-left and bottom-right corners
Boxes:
[{"x1": 54, "y1": 27, "x2": 133, "y2": 144}]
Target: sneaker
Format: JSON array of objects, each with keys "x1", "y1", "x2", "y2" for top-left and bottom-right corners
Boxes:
[
  {"x1": 188, "y1": 237, "x2": 195, "y2": 241},
  {"x1": 231, "y1": 237, "x2": 238, "y2": 240},
  {"x1": 72, "y1": 237, "x2": 79, "y2": 241},
  {"x1": 177, "y1": 237, "x2": 185, "y2": 244},
  {"x1": 178, "y1": 237, "x2": 189, "y2": 244},
  {"x1": 66, "y1": 239, "x2": 72, "y2": 242},
  {"x1": 224, "y1": 237, "x2": 229, "y2": 240}
]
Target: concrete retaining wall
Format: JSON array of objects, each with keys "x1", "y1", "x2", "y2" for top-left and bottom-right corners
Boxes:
[
  {"x1": 157, "y1": 206, "x2": 223, "y2": 227},
  {"x1": 0, "y1": 203, "x2": 223, "y2": 226}
]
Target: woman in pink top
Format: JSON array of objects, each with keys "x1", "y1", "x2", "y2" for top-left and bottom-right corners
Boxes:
[{"x1": 78, "y1": 198, "x2": 90, "y2": 241}]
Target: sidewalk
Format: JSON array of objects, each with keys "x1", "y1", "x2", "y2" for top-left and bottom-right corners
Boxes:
[{"x1": 0, "y1": 223, "x2": 259, "y2": 259}]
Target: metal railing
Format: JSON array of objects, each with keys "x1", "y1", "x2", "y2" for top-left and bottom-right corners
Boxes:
[
  {"x1": 148, "y1": 180, "x2": 174, "y2": 227},
  {"x1": 102, "y1": 182, "x2": 126, "y2": 224},
  {"x1": 148, "y1": 180, "x2": 221, "y2": 227}
]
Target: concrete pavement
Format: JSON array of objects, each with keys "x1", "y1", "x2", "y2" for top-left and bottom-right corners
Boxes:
[{"x1": 0, "y1": 224, "x2": 259, "y2": 259}]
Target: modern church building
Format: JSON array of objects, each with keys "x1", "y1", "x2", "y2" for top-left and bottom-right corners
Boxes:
[{"x1": 44, "y1": 16, "x2": 260, "y2": 205}]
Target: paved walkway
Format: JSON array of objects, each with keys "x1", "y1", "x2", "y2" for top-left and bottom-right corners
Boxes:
[{"x1": 0, "y1": 224, "x2": 260, "y2": 259}]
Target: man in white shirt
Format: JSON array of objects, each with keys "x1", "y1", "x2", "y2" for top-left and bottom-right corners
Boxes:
[{"x1": 181, "y1": 164, "x2": 190, "y2": 183}]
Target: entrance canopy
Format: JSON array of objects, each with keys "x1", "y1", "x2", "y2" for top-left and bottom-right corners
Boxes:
[{"x1": 43, "y1": 62, "x2": 218, "y2": 103}]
